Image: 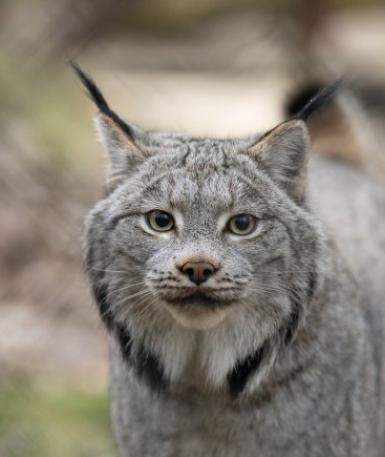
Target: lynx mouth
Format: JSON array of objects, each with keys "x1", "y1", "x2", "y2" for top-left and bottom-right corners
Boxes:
[
  {"x1": 162, "y1": 291, "x2": 234, "y2": 330},
  {"x1": 164, "y1": 290, "x2": 234, "y2": 309}
]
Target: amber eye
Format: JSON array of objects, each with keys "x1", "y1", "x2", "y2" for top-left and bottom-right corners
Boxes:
[
  {"x1": 146, "y1": 210, "x2": 174, "y2": 232},
  {"x1": 227, "y1": 214, "x2": 257, "y2": 236}
]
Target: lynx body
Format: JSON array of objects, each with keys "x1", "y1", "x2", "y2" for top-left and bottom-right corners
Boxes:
[{"x1": 75, "y1": 66, "x2": 385, "y2": 456}]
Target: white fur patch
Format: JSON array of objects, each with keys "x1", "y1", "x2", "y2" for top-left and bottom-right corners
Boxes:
[{"x1": 165, "y1": 304, "x2": 229, "y2": 330}]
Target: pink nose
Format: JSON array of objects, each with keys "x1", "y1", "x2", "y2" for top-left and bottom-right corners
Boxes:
[{"x1": 179, "y1": 261, "x2": 218, "y2": 285}]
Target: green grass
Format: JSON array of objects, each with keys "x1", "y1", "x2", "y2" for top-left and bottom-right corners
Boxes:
[{"x1": 0, "y1": 381, "x2": 115, "y2": 457}]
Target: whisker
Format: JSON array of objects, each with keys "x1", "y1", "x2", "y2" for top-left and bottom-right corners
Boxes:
[
  {"x1": 110, "y1": 281, "x2": 147, "y2": 294},
  {"x1": 112, "y1": 289, "x2": 154, "y2": 308},
  {"x1": 255, "y1": 270, "x2": 321, "y2": 274},
  {"x1": 88, "y1": 267, "x2": 131, "y2": 274}
]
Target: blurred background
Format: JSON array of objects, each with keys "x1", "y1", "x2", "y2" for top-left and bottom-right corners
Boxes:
[{"x1": 1, "y1": 0, "x2": 385, "y2": 456}]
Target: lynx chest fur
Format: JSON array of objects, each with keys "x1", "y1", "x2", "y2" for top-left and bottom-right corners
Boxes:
[{"x1": 74, "y1": 65, "x2": 385, "y2": 457}]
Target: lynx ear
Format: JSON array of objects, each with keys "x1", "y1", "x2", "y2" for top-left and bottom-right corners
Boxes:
[
  {"x1": 71, "y1": 62, "x2": 149, "y2": 190},
  {"x1": 94, "y1": 113, "x2": 149, "y2": 189},
  {"x1": 246, "y1": 120, "x2": 310, "y2": 203}
]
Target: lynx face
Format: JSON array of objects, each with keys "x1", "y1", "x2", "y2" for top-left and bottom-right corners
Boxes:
[
  {"x1": 92, "y1": 143, "x2": 298, "y2": 332},
  {"x1": 77, "y1": 65, "x2": 325, "y2": 392},
  {"x1": 86, "y1": 120, "x2": 323, "y2": 389}
]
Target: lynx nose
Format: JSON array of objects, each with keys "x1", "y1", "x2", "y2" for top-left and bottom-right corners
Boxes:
[{"x1": 179, "y1": 261, "x2": 218, "y2": 285}]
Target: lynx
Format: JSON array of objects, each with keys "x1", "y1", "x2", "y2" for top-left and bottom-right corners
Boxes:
[{"x1": 74, "y1": 63, "x2": 385, "y2": 457}]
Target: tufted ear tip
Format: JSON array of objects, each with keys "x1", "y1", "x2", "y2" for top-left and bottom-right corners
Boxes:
[
  {"x1": 70, "y1": 61, "x2": 111, "y2": 113},
  {"x1": 71, "y1": 62, "x2": 152, "y2": 190},
  {"x1": 71, "y1": 61, "x2": 137, "y2": 140},
  {"x1": 291, "y1": 79, "x2": 343, "y2": 121}
]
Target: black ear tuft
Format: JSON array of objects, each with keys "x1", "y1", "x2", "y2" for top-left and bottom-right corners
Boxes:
[
  {"x1": 70, "y1": 61, "x2": 134, "y2": 138},
  {"x1": 288, "y1": 79, "x2": 342, "y2": 121},
  {"x1": 70, "y1": 61, "x2": 110, "y2": 113},
  {"x1": 285, "y1": 82, "x2": 323, "y2": 118}
]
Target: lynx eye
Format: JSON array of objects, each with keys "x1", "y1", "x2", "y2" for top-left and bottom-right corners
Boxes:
[
  {"x1": 227, "y1": 214, "x2": 257, "y2": 236},
  {"x1": 146, "y1": 210, "x2": 174, "y2": 232}
]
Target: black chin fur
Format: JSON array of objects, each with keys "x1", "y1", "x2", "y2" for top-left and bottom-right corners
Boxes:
[
  {"x1": 281, "y1": 308, "x2": 300, "y2": 346},
  {"x1": 227, "y1": 279, "x2": 314, "y2": 397},
  {"x1": 85, "y1": 242, "x2": 114, "y2": 330},
  {"x1": 115, "y1": 323, "x2": 133, "y2": 359},
  {"x1": 135, "y1": 343, "x2": 169, "y2": 393},
  {"x1": 115, "y1": 326, "x2": 168, "y2": 394},
  {"x1": 92, "y1": 282, "x2": 114, "y2": 330},
  {"x1": 227, "y1": 341, "x2": 269, "y2": 398}
]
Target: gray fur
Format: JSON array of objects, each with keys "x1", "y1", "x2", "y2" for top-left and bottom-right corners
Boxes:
[{"x1": 84, "y1": 106, "x2": 385, "y2": 456}]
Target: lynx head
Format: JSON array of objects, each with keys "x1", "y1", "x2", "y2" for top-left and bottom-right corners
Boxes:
[{"x1": 75, "y1": 64, "x2": 331, "y2": 396}]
